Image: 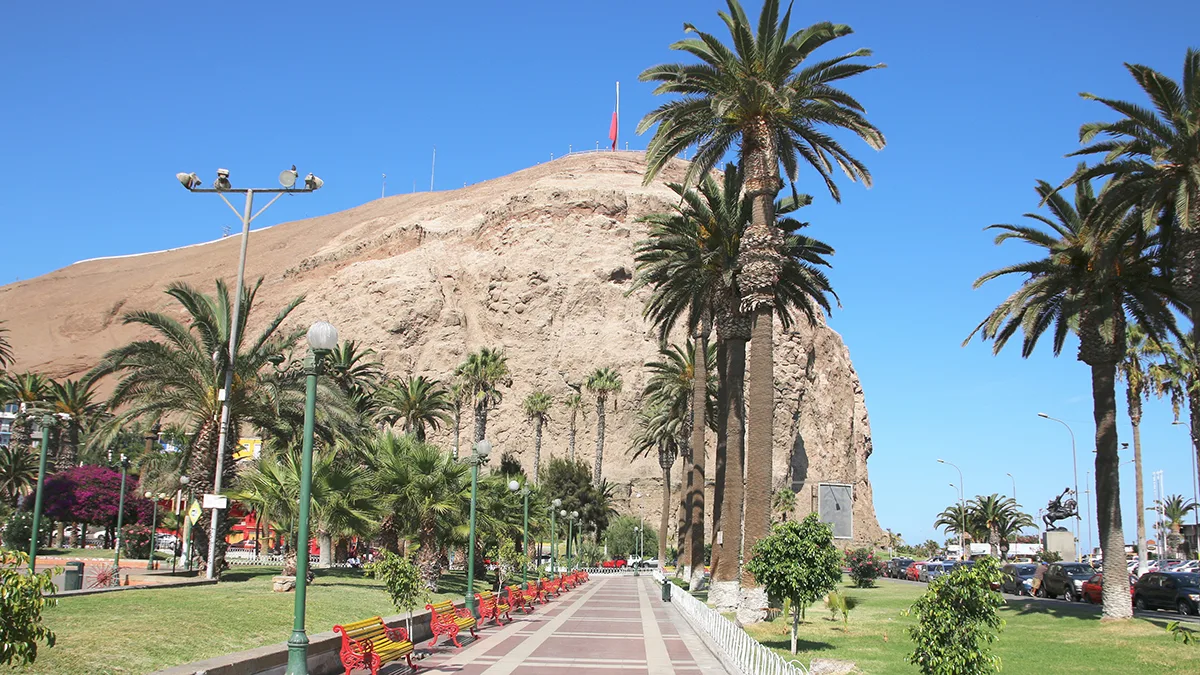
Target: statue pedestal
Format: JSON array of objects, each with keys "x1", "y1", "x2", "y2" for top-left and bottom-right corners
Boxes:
[{"x1": 1042, "y1": 529, "x2": 1075, "y2": 561}]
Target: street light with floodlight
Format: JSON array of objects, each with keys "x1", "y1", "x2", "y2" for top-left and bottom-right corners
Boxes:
[
  {"x1": 284, "y1": 320, "x2": 338, "y2": 675},
  {"x1": 550, "y1": 499, "x2": 562, "y2": 573},
  {"x1": 938, "y1": 459, "x2": 965, "y2": 559},
  {"x1": 509, "y1": 479, "x2": 531, "y2": 583},
  {"x1": 464, "y1": 438, "x2": 491, "y2": 617},
  {"x1": 176, "y1": 166, "x2": 323, "y2": 581},
  {"x1": 27, "y1": 413, "x2": 57, "y2": 573},
  {"x1": 1037, "y1": 412, "x2": 1080, "y2": 560}
]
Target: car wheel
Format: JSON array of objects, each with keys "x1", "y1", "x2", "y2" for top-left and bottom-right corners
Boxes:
[
  {"x1": 1082, "y1": 591, "x2": 1092, "y2": 604},
  {"x1": 1179, "y1": 600, "x2": 1196, "y2": 616},
  {"x1": 1067, "y1": 590, "x2": 1078, "y2": 603},
  {"x1": 1134, "y1": 596, "x2": 1147, "y2": 611},
  {"x1": 1035, "y1": 586, "x2": 1046, "y2": 598}
]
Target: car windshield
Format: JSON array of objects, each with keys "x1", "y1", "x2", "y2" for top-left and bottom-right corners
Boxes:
[
  {"x1": 1061, "y1": 564, "x2": 1093, "y2": 576},
  {"x1": 1014, "y1": 565, "x2": 1036, "y2": 575}
]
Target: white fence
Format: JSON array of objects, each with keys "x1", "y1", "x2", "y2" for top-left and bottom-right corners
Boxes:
[{"x1": 654, "y1": 571, "x2": 809, "y2": 675}]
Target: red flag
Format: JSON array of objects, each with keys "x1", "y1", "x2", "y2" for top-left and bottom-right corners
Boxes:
[{"x1": 609, "y1": 112, "x2": 618, "y2": 150}]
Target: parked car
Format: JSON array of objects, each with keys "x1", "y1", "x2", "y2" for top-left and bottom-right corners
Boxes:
[
  {"x1": 888, "y1": 558, "x2": 914, "y2": 579},
  {"x1": 1133, "y1": 572, "x2": 1200, "y2": 615},
  {"x1": 1000, "y1": 563, "x2": 1038, "y2": 595},
  {"x1": 1080, "y1": 573, "x2": 1137, "y2": 604},
  {"x1": 905, "y1": 562, "x2": 926, "y2": 582},
  {"x1": 919, "y1": 562, "x2": 951, "y2": 583},
  {"x1": 1040, "y1": 562, "x2": 1097, "y2": 601}
]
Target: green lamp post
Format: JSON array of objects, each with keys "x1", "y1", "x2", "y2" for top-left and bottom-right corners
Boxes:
[
  {"x1": 465, "y1": 439, "x2": 492, "y2": 616},
  {"x1": 508, "y1": 479, "x2": 531, "y2": 583},
  {"x1": 285, "y1": 320, "x2": 338, "y2": 675},
  {"x1": 112, "y1": 453, "x2": 131, "y2": 586},
  {"x1": 565, "y1": 510, "x2": 578, "y2": 570},
  {"x1": 145, "y1": 491, "x2": 161, "y2": 569},
  {"x1": 27, "y1": 413, "x2": 56, "y2": 573}
]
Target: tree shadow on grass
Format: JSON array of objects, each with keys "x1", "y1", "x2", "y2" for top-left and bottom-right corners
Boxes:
[
  {"x1": 755, "y1": 637, "x2": 836, "y2": 653},
  {"x1": 1005, "y1": 598, "x2": 1104, "y2": 620}
]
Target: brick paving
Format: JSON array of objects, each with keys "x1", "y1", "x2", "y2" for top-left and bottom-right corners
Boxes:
[{"x1": 384, "y1": 575, "x2": 730, "y2": 675}]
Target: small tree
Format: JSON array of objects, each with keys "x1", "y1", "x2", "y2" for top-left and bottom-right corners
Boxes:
[
  {"x1": 365, "y1": 551, "x2": 427, "y2": 637},
  {"x1": 906, "y1": 556, "x2": 1006, "y2": 675},
  {"x1": 844, "y1": 548, "x2": 886, "y2": 588},
  {"x1": 2, "y1": 511, "x2": 34, "y2": 552},
  {"x1": 496, "y1": 539, "x2": 528, "y2": 589},
  {"x1": 0, "y1": 550, "x2": 57, "y2": 666},
  {"x1": 744, "y1": 514, "x2": 842, "y2": 655}
]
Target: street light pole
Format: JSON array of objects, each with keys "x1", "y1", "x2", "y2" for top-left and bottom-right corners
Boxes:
[
  {"x1": 1006, "y1": 473, "x2": 1017, "y2": 505},
  {"x1": 1038, "y1": 413, "x2": 1080, "y2": 561},
  {"x1": 27, "y1": 413, "x2": 55, "y2": 573},
  {"x1": 508, "y1": 480, "x2": 531, "y2": 584},
  {"x1": 550, "y1": 499, "x2": 561, "y2": 574},
  {"x1": 285, "y1": 321, "x2": 338, "y2": 675},
  {"x1": 177, "y1": 168, "x2": 322, "y2": 581},
  {"x1": 465, "y1": 439, "x2": 491, "y2": 618},
  {"x1": 1084, "y1": 470, "x2": 1093, "y2": 561},
  {"x1": 938, "y1": 459, "x2": 965, "y2": 559},
  {"x1": 145, "y1": 492, "x2": 159, "y2": 569},
  {"x1": 113, "y1": 454, "x2": 131, "y2": 586}
]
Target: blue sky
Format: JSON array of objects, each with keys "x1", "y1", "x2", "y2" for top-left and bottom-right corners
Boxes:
[{"x1": 2, "y1": 1, "x2": 1199, "y2": 548}]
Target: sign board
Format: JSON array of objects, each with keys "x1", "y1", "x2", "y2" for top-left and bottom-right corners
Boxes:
[
  {"x1": 234, "y1": 437, "x2": 262, "y2": 462},
  {"x1": 202, "y1": 494, "x2": 228, "y2": 510},
  {"x1": 188, "y1": 500, "x2": 202, "y2": 526},
  {"x1": 817, "y1": 483, "x2": 854, "y2": 539}
]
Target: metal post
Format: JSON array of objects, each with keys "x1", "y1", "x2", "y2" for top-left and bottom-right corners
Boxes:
[
  {"x1": 285, "y1": 350, "x2": 323, "y2": 675},
  {"x1": 207, "y1": 189, "x2": 254, "y2": 580},
  {"x1": 27, "y1": 414, "x2": 54, "y2": 572},
  {"x1": 1039, "y1": 414, "x2": 1080, "y2": 561},
  {"x1": 147, "y1": 497, "x2": 159, "y2": 569},
  {"x1": 465, "y1": 448, "x2": 481, "y2": 616},
  {"x1": 522, "y1": 489, "x2": 529, "y2": 584},
  {"x1": 1084, "y1": 470, "x2": 1093, "y2": 561},
  {"x1": 1007, "y1": 472, "x2": 1017, "y2": 505},
  {"x1": 183, "y1": 486, "x2": 194, "y2": 572},
  {"x1": 113, "y1": 455, "x2": 130, "y2": 585},
  {"x1": 550, "y1": 509, "x2": 557, "y2": 574}
]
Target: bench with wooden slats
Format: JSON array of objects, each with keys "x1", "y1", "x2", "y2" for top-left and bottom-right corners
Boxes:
[
  {"x1": 526, "y1": 579, "x2": 548, "y2": 604},
  {"x1": 475, "y1": 589, "x2": 511, "y2": 626},
  {"x1": 426, "y1": 599, "x2": 478, "y2": 648},
  {"x1": 333, "y1": 616, "x2": 416, "y2": 675},
  {"x1": 506, "y1": 584, "x2": 534, "y2": 613}
]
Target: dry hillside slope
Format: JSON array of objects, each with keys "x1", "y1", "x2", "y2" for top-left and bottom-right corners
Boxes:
[{"x1": 0, "y1": 151, "x2": 883, "y2": 546}]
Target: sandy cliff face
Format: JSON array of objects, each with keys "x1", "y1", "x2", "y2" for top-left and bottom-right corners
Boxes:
[{"x1": 0, "y1": 151, "x2": 883, "y2": 547}]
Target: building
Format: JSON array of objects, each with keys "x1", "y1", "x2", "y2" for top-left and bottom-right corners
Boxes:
[{"x1": 0, "y1": 402, "x2": 16, "y2": 446}]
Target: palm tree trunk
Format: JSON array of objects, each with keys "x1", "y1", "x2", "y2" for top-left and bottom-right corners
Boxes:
[
  {"x1": 659, "y1": 462, "x2": 671, "y2": 572},
  {"x1": 737, "y1": 129, "x2": 782, "y2": 623},
  {"x1": 318, "y1": 532, "x2": 332, "y2": 567},
  {"x1": 989, "y1": 527, "x2": 1000, "y2": 558},
  {"x1": 1129, "y1": 391, "x2": 1148, "y2": 575},
  {"x1": 687, "y1": 332, "x2": 708, "y2": 590},
  {"x1": 712, "y1": 336, "x2": 746, "y2": 612},
  {"x1": 1092, "y1": 362, "x2": 1132, "y2": 619},
  {"x1": 452, "y1": 407, "x2": 461, "y2": 459},
  {"x1": 533, "y1": 417, "x2": 543, "y2": 483},
  {"x1": 474, "y1": 400, "x2": 488, "y2": 444},
  {"x1": 569, "y1": 412, "x2": 577, "y2": 462},
  {"x1": 593, "y1": 398, "x2": 606, "y2": 484},
  {"x1": 709, "y1": 342, "x2": 728, "y2": 593}
]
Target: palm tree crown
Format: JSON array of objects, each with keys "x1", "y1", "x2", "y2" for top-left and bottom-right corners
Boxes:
[
  {"x1": 455, "y1": 347, "x2": 511, "y2": 444},
  {"x1": 585, "y1": 367, "x2": 623, "y2": 484},
  {"x1": 375, "y1": 375, "x2": 454, "y2": 442}
]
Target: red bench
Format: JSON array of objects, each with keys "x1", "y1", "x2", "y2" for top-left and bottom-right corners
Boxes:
[
  {"x1": 506, "y1": 584, "x2": 534, "y2": 613},
  {"x1": 526, "y1": 580, "x2": 548, "y2": 604},
  {"x1": 475, "y1": 590, "x2": 511, "y2": 626},
  {"x1": 426, "y1": 599, "x2": 478, "y2": 648},
  {"x1": 333, "y1": 616, "x2": 416, "y2": 675}
]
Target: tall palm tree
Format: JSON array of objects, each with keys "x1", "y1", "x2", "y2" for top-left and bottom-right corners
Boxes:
[
  {"x1": 1156, "y1": 494, "x2": 1197, "y2": 557},
  {"x1": 310, "y1": 443, "x2": 379, "y2": 566},
  {"x1": 0, "y1": 445, "x2": 38, "y2": 507},
  {"x1": 565, "y1": 391, "x2": 586, "y2": 462},
  {"x1": 1117, "y1": 323, "x2": 1153, "y2": 571},
  {"x1": 1064, "y1": 51, "x2": 1200, "y2": 489},
  {"x1": 2, "y1": 372, "x2": 50, "y2": 451},
  {"x1": 89, "y1": 279, "x2": 312, "y2": 577},
  {"x1": 639, "y1": 1, "x2": 884, "y2": 620},
  {"x1": 455, "y1": 348, "x2": 511, "y2": 446},
  {"x1": 0, "y1": 321, "x2": 13, "y2": 370},
  {"x1": 934, "y1": 503, "x2": 971, "y2": 543},
  {"x1": 375, "y1": 375, "x2": 454, "y2": 441},
  {"x1": 585, "y1": 367, "x2": 622, "y2": 485},
  {"x1": 49, "y1": 377, "x2": 104, "y2": 470},
  {"x1": 631, "y1": 401, "x2": 681, "y2": 573},
  {"x1": 967, "y1": 494, "x2": 1025, "y2": 558},
  {"x1": 967, "y1": 177, "x2": 1179, "y2": 619},
  {"x1": 326, "y1": 340, "x2": 385, "y2": 420},
  {"x1": 449, "y1": 381, "x2": 467, "y2": 459},
  {"x1": 521, "y1": 391, "x2": 553, "y2": 482}
]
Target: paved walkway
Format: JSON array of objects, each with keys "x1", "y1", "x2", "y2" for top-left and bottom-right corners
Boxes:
[{"x1": 402, "y1": 575, "x2": 731, "y2": 675}]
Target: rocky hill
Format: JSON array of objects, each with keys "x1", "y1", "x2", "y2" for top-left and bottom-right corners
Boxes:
[{"x1": 0, "y1": 151, "x2": 883, "y2": 547}]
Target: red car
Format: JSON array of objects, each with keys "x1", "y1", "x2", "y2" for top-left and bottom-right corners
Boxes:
[
  {"x1": 905, "y1": 562, "x2": 926, "y2": 582},
  {"x1": 1081, "y1": 573, "x2": 1137, "y2": 604}
]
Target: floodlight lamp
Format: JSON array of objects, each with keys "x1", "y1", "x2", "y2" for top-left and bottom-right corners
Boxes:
[
  {"x1": 306, "y1": 321, "x2": 339, "y2": 351},
  {"x1": 176, "y1": 172, "x2": 202, "y2": 190},
  {"x1": 279, "y1": 168, "x2": 298, "y2": 189},
  {"x1": 214, "y1": 168, "x2": 231, "y2": 191},
  {"x1": 1037, "y1": 412, "x2": 1049, "y2": 419},
  {"x1": 509, "y1": 480, "x2": 520, "y2": 492},
  {"x1": 304, "y1": 173, "x2": 323, "y2": 190},
  {"x1": 937, "y1": 458, "x2": 945, "y2": 464}
]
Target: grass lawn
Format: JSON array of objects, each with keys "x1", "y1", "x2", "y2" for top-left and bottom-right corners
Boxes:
[
  {"x1": 37, "y1": 547, "x2": 170, "y2": 561},
  {"x1": 3, "y1": 566, "x2": 488, "y2": 674},
  {"x1": 740, "y1": 579, "x2": 1200, "y2": 674}
]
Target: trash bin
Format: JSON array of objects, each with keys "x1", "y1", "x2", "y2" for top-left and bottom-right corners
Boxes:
[
  {"x1": 64, "y1": 561, "x2": 84, "y2": 591},
  {"x1": 662, "y1": 578, "x2": 672, "y2": 602}
]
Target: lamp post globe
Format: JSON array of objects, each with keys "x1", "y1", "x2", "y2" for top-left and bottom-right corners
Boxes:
[{"x1": 307, "y1": 321, "x2": 338, "y2": 351}]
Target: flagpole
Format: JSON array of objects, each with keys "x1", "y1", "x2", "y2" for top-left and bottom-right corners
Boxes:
[{"x1": 615, "y1": 81, "x2": 620, "y2": 152}]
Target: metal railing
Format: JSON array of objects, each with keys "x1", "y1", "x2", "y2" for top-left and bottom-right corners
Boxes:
[{"x1": 654, "y1": 571, "x2": 809, "y2": 675}]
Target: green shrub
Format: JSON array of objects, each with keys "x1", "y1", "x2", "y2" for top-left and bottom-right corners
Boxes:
[
  {"x1": 844, "y1": 547, "x2": 885, "y2": 587},
  {"x1": 0, "y1": 550, "x2": 58, "y2": 666},
  {"x1": 905, "y1": 556, "x2": 1006, "y2": 675},
  {"x1": 364, "y1": 551, "x2": 427, "y2": 634},
  {"x1": 121, "y1": 524, "x2": 152, "y2": 559},
  {"x1": 824, "y1": 589, "x2": 858, "y2": 629},
  {"x1": 1, "y1": 512, "x2": 33, "y2": 552}
]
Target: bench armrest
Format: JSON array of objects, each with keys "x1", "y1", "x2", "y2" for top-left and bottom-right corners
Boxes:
[
  {"x1": 454, "y1": 606, "x2": 474, "y2": 619},
  {"x1": 384, "y1": 625, "x2": 409, "y2": 643}
]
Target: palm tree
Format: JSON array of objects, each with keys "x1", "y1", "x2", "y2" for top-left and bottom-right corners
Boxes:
[
  {"x1": 449, "y1": 381, "x2": 467, "y2": 459},
  {"x1": 49, "y1": 377, "x2": 104, "y2": 470},
  {"x1": 967, "y1": 494, "x2": 1030, "y2": 558},
  {"x1": 89, "y1": 279, "x2": 311, "y2": 577},
  {"x1": 639, "y1": 2, "x2": 884, "y2": 619},
  {"x1": 375, "y1": 376, "x2": 454, "y2": 441},
  {"x1": 326, "y1": 340, "x2": 385, "y2": 420},
  {"x1": 0, "y1": 445, "x2": 38, "y2": 507},
  {"x1": 370, "y1": 434, "x2": 471, "y2": 591},
  {"x1": 1156, "y1": 494, "x2": 1197, "y2": 558},
  {"x1": 2, "y1": 372, "x2": 50, "y2": 451},
  {"x1": 967, "y1": 176, "x2": 1179, "y2": 619},
  {"x1": 565, "y1": 391, "x2": 587, "y2": 462},
  {"x1": 310, "y1": 443, "x2": 379, "y2": 566},
  {"x1": 631, "y1": 400, "x2": 681, "y2": 572},
  {"x1": 229, "y1": 446, "x2": 305, "y2": 575},
  {"x1": 934, "y1": 503, "x2": 971, "y2": 543},
  {"x1": 585, "y1": 367, "x2": 622, "y2": 485},
  {"x1": 0, "y1": 321, "x2": 13, "y2": 370},
  {"x1": 1117, "y1": 324, "x2": 1154, "y2": 570},
  {"x1": 455, "y1": 348, "x2": 511, "y2": 445},
  {"x1": 521, "y1": 391, "x2": 553, "y2": 482}
]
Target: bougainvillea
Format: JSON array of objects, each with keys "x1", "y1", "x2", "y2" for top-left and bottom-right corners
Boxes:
[{"x1": 36, "y1": 466, "x2": 151, "y2": 528}]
